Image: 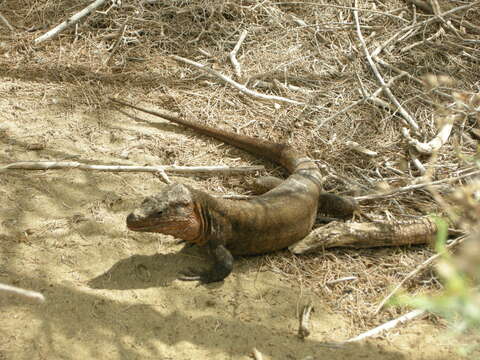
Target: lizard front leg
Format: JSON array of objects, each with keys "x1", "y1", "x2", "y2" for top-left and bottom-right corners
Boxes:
[{"x1": 179, "y1": 244, "x2": 233, "y2": 283}]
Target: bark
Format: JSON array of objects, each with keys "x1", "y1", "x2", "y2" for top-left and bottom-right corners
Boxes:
[{"x1": 289, "y1": 217, "x2": 437, "y2": 254}]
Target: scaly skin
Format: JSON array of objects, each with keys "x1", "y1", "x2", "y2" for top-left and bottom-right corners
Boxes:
[{"x1": 112, "y1": 98, "x2": 352, "y2": 283}]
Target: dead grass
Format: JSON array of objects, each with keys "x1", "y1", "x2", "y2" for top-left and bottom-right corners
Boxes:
[{"x1": 1, "y1": 0, "x2": 480, "y2": 333}]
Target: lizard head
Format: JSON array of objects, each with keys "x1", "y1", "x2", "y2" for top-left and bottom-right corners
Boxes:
[{"x1": 126, "y1": 184, "x2": 203, "y2": 243}]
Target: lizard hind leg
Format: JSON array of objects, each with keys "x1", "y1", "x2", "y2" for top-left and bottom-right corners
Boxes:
[{"x1": 178, "y1": 244, "x2": 234, "y2": 283}]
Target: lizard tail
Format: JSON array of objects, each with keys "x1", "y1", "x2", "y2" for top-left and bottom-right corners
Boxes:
[{"x1": 110, "y1": 98, "x2": 302, "y2": 173}]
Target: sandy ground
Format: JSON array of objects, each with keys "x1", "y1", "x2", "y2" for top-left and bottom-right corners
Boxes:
[{"x1": 0, "y1": 83, "x2": 477, "y2": 359}]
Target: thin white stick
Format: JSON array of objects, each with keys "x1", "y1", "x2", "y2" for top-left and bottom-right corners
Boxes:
[
  {"x1": 229, "y1": 30, "x2": 248, "y2": 79},
  {"x1": 172, "y1": 55, "x2": 305, "y2": 106},
  {"x1": 354, "y1": 169, "x2": 480, "y2": 201},
  {"x1": 345, "y1": 141, "x2": 378, "y2": 157},
  {"x1": 34, "y1": 0, "x2": 108, "y2": 44},
  {"x1": 0, "y1": 13, "x2": 14, "y2": 32},
  {"x1": 0, "y1": 161, "x2": 264, "y2": 176},
  {"x1": 346, "y1": 309, "x2": 425, "y2": 342},
  {"x1": 0, "y1": 283, "x2": 45, "y2": 303},
  {"x1": 374, "y1": 235, "x2": 466, "y2": 314},
  {"x1": 353, "y1": 2, "x2": 419, "y2": 132}
]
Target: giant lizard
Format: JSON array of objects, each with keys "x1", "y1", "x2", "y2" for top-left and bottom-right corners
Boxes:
[{"x1": 111, "y1": 98, "x2": 356, "y2": 283}]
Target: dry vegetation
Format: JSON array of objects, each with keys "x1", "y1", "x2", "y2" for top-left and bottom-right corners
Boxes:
[{"x1": 1, "y1": 0, "x2": 480, "y2": 358}]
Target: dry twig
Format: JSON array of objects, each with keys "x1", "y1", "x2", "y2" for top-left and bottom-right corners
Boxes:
[
  {"x1": 172, "y1": 55, "x2": 305, "y2": 106},
  {"x1": 34, "y1": 0, "x2": 108, "y2": 44},
  {"x1": 354, "y1": 169, "x2": 480, "y2": 202},
  {"x1": 353, "y1": 1, "x2": 419, "y2": 131},
  {"x1": 374, "y1": 235, "x2": 467, "y2": 314},
  {"x1": 229, "y1": 30, "x2": 248, "y2": 79},
  {"x1": 0, "y1": 283, "x2": 45, "y2": 303},
  {"x1": 0, "y1": 161, "x2": 264, "y2": 176},
  {"x1": 346, "y1": 309, "x2": 426, "y2": 342},
  {"x1": 289, "y1": 218, "x2": 437, "y2": 254}
]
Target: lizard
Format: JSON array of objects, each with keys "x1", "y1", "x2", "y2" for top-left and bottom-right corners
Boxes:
[{"x1": 110, "y1": 98, "x2": 357, "y2": 283}]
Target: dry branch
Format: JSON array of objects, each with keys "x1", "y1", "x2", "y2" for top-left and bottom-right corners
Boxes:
[
  {"x1": 353, "y1": 1, "x2": 419, "y2": 132},
  {"x1": 289, "y1": 218, "x2": 437, "y2": 254},
  {"x1": 354, "y1": 169, "x2": 480, "y2": 202},
  {"x1": 172, "y1": 55, "x2": 305, "y2": 106},
  {"x1": 346, "y1": 309, "x2": 426, "y2": 342},
  {"x1": 345, "y1": 141, "x2": 378, "y2": 157},
  {"x1": 316, "y1": 73, "x2": 408, "y2": 128},
  {"x1": 229, "y1": 30, "x2": 248, "y2": 79},
  {"x1": 402, "y1": 118, "x2": 454, "y2": 155},
  {"x1": 0, "y1": 283, "x2": 45, "y2": 303},
  {"x1": 0, "y1": 161, "x2": 264, "y2": 176},
  {"x1": 34, "y1": 0, "x2": 108, "y2": 44},
  {"x1": 371, "y1": 2, "x2": 479, "y2": 57},
  {"x1": 374, "y1": 235, "x2": 467, "y2": 313},
  {"x1": 105, "y1": 23, "x2": 127, "y2": 66}
]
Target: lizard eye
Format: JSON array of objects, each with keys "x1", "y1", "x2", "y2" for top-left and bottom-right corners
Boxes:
[{"x1": 156, "y1": 210, "x2": 163, "y2": 216}]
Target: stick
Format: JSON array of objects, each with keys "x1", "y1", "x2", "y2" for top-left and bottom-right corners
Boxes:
[
  {"x1": 298, "y1": 304, "x2": 314, "y2": 339},
  {"x1": 0, "y1": 283, "x2": 45, "y2": 303},
  {"x1": 229, "y1": 30, "x2": 248, "y2": 79},
  {"x1": 346, "y1": 309, "x2": 425, "y2": 342},
  {"x1": 408, "y1": 148, "x2": 426, "y2": 176},
  {"x1": 289, "y1": 218, "x2": 437, "y2": 254},
  {"x1": 34, "y1": 0, "x2": 108, "y2": 44},
  {"x1": 353, "y1": 2, "x2": 419, "y2": 132},
  {"x1": 345, "y1": 141, "x2": 378, "y2": 157},
  {"x1": 371, "y1": 2, "x2": 479, "y2": 57},
  {"x1": 0, "y1": 13, "x2": 14, "y2": 32},
  {"x1": 401, "y1": 118, "x2": 454, "y2": 155},
  {"x1": 0, "y1": 161, "x2": 264, "y2": 176},
  {"x1": 374, "y1": 235, "x2": 467, "y2": 314},
  {"x1": 105, "y1": 23, "x2": 127, "y2": 66},
  {"x1": 172, "y1": 55, "x2": 305, "y2": 106},
  {"x1": 316, "y1": 73, "x2": 408, "y2": 129},
  {"x1": 354, "y1": 169, "x2": 480, "y2": 202}
]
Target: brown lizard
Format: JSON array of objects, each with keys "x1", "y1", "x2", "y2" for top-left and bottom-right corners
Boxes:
[{"x1": 111, "y1": 98, "x2": 356, "y2": 283}]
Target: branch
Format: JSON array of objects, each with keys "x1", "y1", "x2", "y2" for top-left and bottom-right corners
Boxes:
[
  {"x1": 229, "y1": 30, "x2": 248, "y2": 79},
  {"x1": 34, "y1": 0, "x2": 108, "y2": 44},
  {"x1": 354, "y1": 169, "x2": 480, "y2": 202},
  {"x1": 401, "y1": 117, "x2": 454, "y2": 155},
  {"x1": 172, "y1": 55, "x2": 305, "y2": 106},
  {"x1": 345, "y1": 140, "x2": 378, "y2": 157},
  {"x1": 0, "y1": 161, "x2": 264, "y2": 176},
  {"x1": 0, "y1": 283, "x2": 45, "y2": 303},
  {"x1": 346, "y1": 309, "x2": 426, "y2": 342},
  {"x1": 316, "y1": 73, "x2": 408, "y2": 129},
  {"x1": 353, "y1": 1, "x2": 419, "y2": 131},
  {"x1": 289, "y1": 218, "x2": 437, "y2": 254},
  {"x1": 374, "y1": 235, "x2": 466, "y2": 314}
]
